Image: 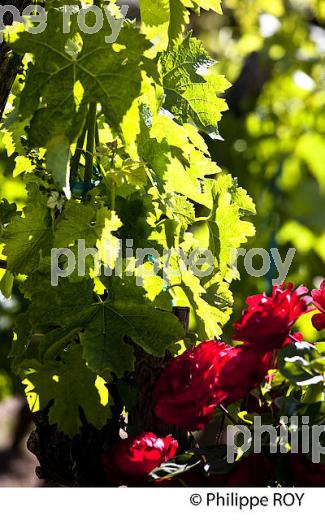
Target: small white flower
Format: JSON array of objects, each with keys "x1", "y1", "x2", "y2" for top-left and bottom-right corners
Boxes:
[{"x1": 47, "y1": 191, "x2": 65, "y2": 211}]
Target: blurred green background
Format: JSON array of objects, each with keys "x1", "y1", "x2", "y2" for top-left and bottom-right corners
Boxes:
[{"x1": 191, "y1": 0, "x2": 325, "y2": 332}]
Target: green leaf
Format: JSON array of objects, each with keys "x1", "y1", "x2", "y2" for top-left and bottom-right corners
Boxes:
[
  {"x1": 80, "y1": 281, "x2": 185, "y2": 376},
  {"x1": 207, "y1": 174, "x2": 255, "y2": 280},
  {"x1": 46, "y1": 135, "x2": 71, "y2": 197},
  {"x1": 9, "y1": 313, "x2": 34, "y2": 372},
  {"x1": 22, "y1": 277, "x2": 185, "y2": 377},
  {"x1": 13, "y1": 156, "x2": 35, "y2": 177},
  {"x1": 0, "y1": 200, "x2": 17, "y2": 228},
  {"x1": 161, "y1": 36, "x2": 230, "y2": 137},
  {"x1": 191, "y1": 0, "x2": 222, "y2": 13},
  {"x1": 149, "y1": 451, "x2": 202, "y2": 481},
  {"x1": 278, "y1": 341, "x2": 325, "y2": 386},
  {"x1": 166, "y1": 194, "x2": 195, "y2": 228},
  {"x1": 179, "y1": 269, "x2": 225, "y2": 338},
  {"x1": 95, "y1": 208, "x2": 122, "y2": 269},
  {"x1": 2, "y1": 184, "x2": 53, "y2": 274},
  {"x1": 139, "y1": 0, "x2": 190, "y2": 51},
  {"x1": 0, "y1": 271, "x2": 14, "y2": 299},
  {"x1": 54, "y1": 202, "x2": 122, "y2": 272},
  {"x1": 8, "y1": 10, "x2": 151, "y2": 145},
  {"x1": 139, "y1": 0, "x2": 222, "y2": 51},
  {"x1": 0, "y1": 127, "x2": 16, "y2": 157},
  {"x1": 27, "y1": 279, "x2": 94, "y2": 329},
  {"x1": 24, "y1": 346, "x2": 112, "y2": 437},
  {"x1": 0, "y1": 118, "x2": 28, "y2": 157},
  {"x1": 141, "y1": 114, "x2": 214, "y2": 207},
  {"x1": 54, "y1": 200, "x2": 97, "y2": 248}
]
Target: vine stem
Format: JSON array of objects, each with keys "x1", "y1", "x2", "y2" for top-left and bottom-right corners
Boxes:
[
  {"x1": 216, "y1": 412, "x2": 226, "y2": 445},
  {"x1": 43, "y1": 328, "x2": 80, "y2": 361},
  {"x1": 84, "y1": 102, "x2": 97, "y2": 183},
  {"x1": 218, "y1": 404, "x2": 240, "y2": 426},
  {"x1": 95, "y1": 121, "x2": 100, "y2": 149},
  {"x1": 70, "y1": 115, "x2": 88, "y2": 181},
  {"x1": 111, "y1": 183, "x2": 116, "y2": 211}
]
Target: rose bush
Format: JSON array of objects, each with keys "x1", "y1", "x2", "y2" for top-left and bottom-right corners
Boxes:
[
  {"x1": 98, "y1": 281, "x2": 325, "y2": 486},
  {"x1": 103, "y1": 433, "x2": 178, "y2": 485},
  {"x1": 153, "y1": 340, "x2": 270, "y2": 430},
  {"x1": 233, "y1": 283, "x2": 310, "y2": 353}
]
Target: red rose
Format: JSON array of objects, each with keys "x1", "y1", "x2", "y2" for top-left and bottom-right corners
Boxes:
[
  {"x1": 290, "y1": 455, "x2": 325, "y2": 486},
  {"x1": 214, "y1": 345, "x2": 269, "y2": 403},
  {"x1": 103, "y1": 432, "x2": 178, "y2": 485},
  {"x1": 154, "y1": 340, "x2": 269, "y2": 431},
  {"x1": 311, "y1": 279, "x2": 325, "y2": 331},
  {"x1": 284, "y1": 331, "x2": 304, "y2": 346},
  {"x1": 233, "y1": 283, "x2": 310, "y2": 353}
]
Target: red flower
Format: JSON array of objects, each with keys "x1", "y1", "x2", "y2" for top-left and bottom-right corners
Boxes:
[
  {"x1": 311, "y1": 279, "x2": 325, "y2": 331},
  {"x1": 103, "y1": 432, "x2": 178, "y2": 485},
  {"x1": 233, "y1": 283, "x2": 310, "y2": 353},
  {"x1": 283, "y1": 331, "x2": 303, "y2": 346},
  {"x1": 154, "y1": 340, "x2": 269, "y2": 431}
]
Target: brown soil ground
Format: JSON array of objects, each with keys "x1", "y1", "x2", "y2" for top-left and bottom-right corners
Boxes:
[{"x1": 0, "y1": 396, "x2": 41, "y2": 487}]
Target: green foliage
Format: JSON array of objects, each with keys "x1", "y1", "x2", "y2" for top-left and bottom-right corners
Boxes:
[
  {"x1": 161, "y1": 35, "x2": 230, "y2": 137},
  {"x1": 149, "y1": 451, "x2": 202, "y2": 481},
  {"x1": 24, "y1": 345, "x2": 112, "y2": 437},
  {"x1": 3, "y1": 183, "x2": 52, "y2": 274},
  {"x1": 0, "y1": 1, "x2": 255, "y2": 436},
  {"x1": 199, "y1": 0, "x2": 325, "y2": 313},
  {"x1": 278, "y1": 340, "x2": 325, "y2": 386},
  {"x1": 139, "y1": 0, "x2": 222, "y2": 51}
]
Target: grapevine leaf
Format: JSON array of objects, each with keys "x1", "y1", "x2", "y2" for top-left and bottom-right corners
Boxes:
[
  {"x1": 0, "y1": 271, "x2": 14, "y2": 299},
  {"x1": 24, "y1": 346, "x2": 112, "y2": 437},
  {"x1": 161, "y1": 36, "x2": 230, "y2": 137},
  {"x1": 179, "y1": 270, "x2": 225, "y2": 338},
  {"x1": 207, "y1": 175, "x2": 255, "y2": 279},
  {"x1": 13, "y1": 156, "x2": 35, "y2": 177},
  {"x1": 141, "y1": 115, "x2": 215, "y2": 207},
  {"x1": 22, "y1": 277, "x2": 184, "y2": 377},
  {"x1": 46, "y1": 135, "x2": 71, "y2": 198},
  {"x1": 95, "y1": 208, "x2": 122, "y2": 269},
  {"x1": 54, "y1": 202, "x2": 122, "y2": 271},
  {"x1": 0, "y1": 127, "x2": 16, "y2": 157},
  {"x1": 7, "y1": 10, "x2": 151, "y2": 145},
  {"x1": 166, "y1": 194, "x2": 195, "y2": 228},
  {"x1": 139, "y1": 0, "x2": 222, "y2": 51},
  {"x1": 139, "y1": 0, "x2": 190, "y2": 51},
  {"x1": 80, "y1": 292, "x2": 185, "y2": 377},
  {"x1": 190, "y1": 1, "x2": 222, "y2": 13},
  {"x1": 2, "y1": 184, "x2": 53, "y2": 274},
  {"x1": 54, "y1": 201, "x2": 97, "y2": 248},
  {"x1": 0, "y1": 200, "x2": 17, "y2": 228},
  {"x1": 0, "y1": 118, "x2": 27, "y2": 157},
  {"x1": 27, "y1": 279, "x2": 94, "y2": 329}
]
